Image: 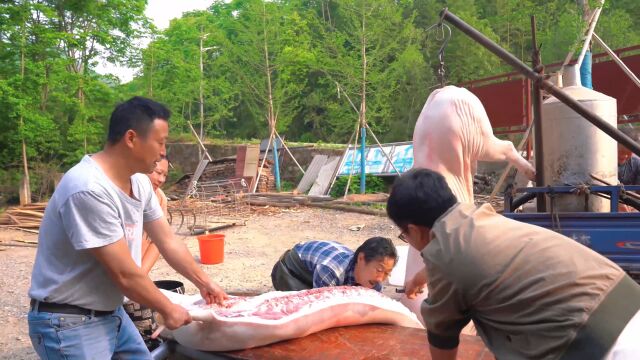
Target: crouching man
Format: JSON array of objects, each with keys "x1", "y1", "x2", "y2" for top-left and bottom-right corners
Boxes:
[
  {"x1": 271, "y1": 237, "x2": 397, "y2": 292},
  {"x1": 386, "y1": 168, "x2": 640, "y2": 360}
]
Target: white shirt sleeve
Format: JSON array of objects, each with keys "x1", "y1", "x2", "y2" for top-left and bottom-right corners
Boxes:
[{"x1": 59, "y1": 190, "x2": 124, "y2": 250}]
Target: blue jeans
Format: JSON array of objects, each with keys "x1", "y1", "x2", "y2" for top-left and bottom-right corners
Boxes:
[{"x1": 28, "y1": 305, "x2": 150, "y2": 359}]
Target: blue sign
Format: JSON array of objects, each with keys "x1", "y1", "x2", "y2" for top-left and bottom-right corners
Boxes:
[{"x1": 338, "y1": 142, "x2": 414, "y2": 176}]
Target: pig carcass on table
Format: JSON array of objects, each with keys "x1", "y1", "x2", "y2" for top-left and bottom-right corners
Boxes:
[
  {"x1": 161, "y1": 286, "x2": 423, "y2": 352},
  {"x1": 404, "y1": 85, "x2": 536, "y2": 322}
]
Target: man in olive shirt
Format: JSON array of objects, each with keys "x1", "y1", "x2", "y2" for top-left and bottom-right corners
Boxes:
[{"x1": 387, "y1": 168, "x2": 640, "y2": 360}]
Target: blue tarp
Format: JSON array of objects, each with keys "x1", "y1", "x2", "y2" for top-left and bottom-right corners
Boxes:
[
  {"x1": 337, "y1": 142, "x2": 414, "y2": 176},
  {"x1": 580, "y1": 50, "x2": 593, "y2": 89}
]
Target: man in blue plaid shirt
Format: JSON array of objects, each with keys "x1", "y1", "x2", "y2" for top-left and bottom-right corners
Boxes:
[{"x1": 271, "y1": 237, "x2": 397, "y2": 292}]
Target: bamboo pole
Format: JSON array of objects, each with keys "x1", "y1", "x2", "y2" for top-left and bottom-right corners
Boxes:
[
  {"x1": 186, "y1": 120, "x2": 212, "y2": 161},
  {"x1": 252, "y1": 132, "x2": 275, "y2": 193},
  {"x1": 343, "y1": 123, "x2": 361, "y2": 199},
  {"x1": 592, "y1": 33, "x2": 640, "y2": 89},
  {"x1": 274, "y1": 131, "x2": 305, "y2": 174}
]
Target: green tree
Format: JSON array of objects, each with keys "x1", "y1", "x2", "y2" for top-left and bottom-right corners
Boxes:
[
  {"x1": 0, "y1": 0, "x2": 151, "y2": 202},
  {"x1": 135, "y1": 9, "x2": 238, "y2": 141},
  {"x1": 47, "y1": 0, "x2": 150, "y2": 152}
]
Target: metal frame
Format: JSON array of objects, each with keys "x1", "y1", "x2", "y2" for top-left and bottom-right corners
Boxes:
[
  {"x1": 440, "y1": 9, "x2": 640, "y2": 157},
  {"x1": 168, "y1": 178, "x2": 250, "y2": 235},
  {"x1": 503, "y1": 185, "x2": 640, "y2": 282},
  {"x1": 503, "y1": 185, "x2": 640, "y2": 214},
  {"x1": 459, "y1": 45, "x2": 640, "y2": 130}
]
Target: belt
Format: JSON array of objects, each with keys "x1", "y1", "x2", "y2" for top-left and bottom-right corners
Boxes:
[
  {"x1": 30, "y1": 299, "x2": 114, "y2": 317},
  {"x1": 560, "y1": 275, "x2": 640, "y2": 360}
]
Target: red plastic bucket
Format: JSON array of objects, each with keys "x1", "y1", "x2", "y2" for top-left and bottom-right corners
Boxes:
[{"x1": 197, "y1": 233, "x2": 225, "y2": 265}]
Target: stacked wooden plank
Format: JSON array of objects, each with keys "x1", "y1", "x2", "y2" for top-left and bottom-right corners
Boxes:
[
  {"x1": 170, "y1": 158, "x2": 275, "y2": 195},
  {"x1": 0, "y1": 202, "x2": 47, "y2": 232},
  {"x1": 295, "y1": 155, "x2": 328, "y2": 194},
  {"x1": 235, "y1": 145, "x2": 260, "y2": 189},
  {"x1": 254, "y1": 161, "x2": 276, "y2": 193},
  {"x1": 295, "y1": 155, "x2": 341, "y2": 196},
  {"x1": 195, "y1": 158, "x2": 237, "y2": 183}
]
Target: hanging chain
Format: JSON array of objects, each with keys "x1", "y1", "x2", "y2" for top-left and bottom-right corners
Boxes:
[
  {"x1": 426, "y1": 11, "x2": 452, "y2": 88},
  {"x1": 437, "y1": 47, "x2": 446, "y2": 87}
]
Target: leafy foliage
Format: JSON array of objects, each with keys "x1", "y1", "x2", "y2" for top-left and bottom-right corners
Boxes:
[
  {"x1": 1, "y1": 0, "x2": 639, "y2": 203},
  {"x1": 330, "y1": 174, "x2": 387, "y2": 197},
  {"x1": 0, "y1": 0, "x2": 150, "y2": 203}
]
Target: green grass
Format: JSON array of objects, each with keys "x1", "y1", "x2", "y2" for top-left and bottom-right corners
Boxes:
[
  {"x1": 168, "y1": 134, "x2": 346, "y2": 150},
  {"x1": 330, "y1": 175, "x2": 387, "y2": 198},
  {"x1": 349, "y1": 202, "x2": 386, "y2": 210},
  {"x1": 286, "y1": 141, "x2": 345, "y2": 150},
  {"x1": 279, "y1": 180, "x2": 295, "y2": 192},
  {"x1": 206, "y1": 138, "x2": 262, "y2": 145}
]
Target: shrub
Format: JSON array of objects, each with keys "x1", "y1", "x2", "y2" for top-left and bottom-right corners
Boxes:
[{"x1": 330, "y1": 174, "x2": 387, "y2": 198}]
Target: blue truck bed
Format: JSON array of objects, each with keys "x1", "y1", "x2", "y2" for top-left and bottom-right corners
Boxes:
[{"x1": 503, "y1": 185, "x2": 640, "y2": 284}]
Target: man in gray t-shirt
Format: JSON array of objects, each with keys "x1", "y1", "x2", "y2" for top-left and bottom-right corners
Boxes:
[{"x1": 28, "y1": 97, "x2": 228, "y2": 359}]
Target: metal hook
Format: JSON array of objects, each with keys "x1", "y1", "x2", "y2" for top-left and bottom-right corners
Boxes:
[
  {"x1": 437, "y1": 24, "x2": 452, "y2": 55},
  {"x1": 424, "y1": 9, "x2": 452, "y2": 88},
  {"x1": 437, "y1": 23, "x2": 451, "y2": 87}
]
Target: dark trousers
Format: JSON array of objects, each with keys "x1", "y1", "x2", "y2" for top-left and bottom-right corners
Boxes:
[{"x1": 271, "y1": 249, "x2": 314, "y2": 291}]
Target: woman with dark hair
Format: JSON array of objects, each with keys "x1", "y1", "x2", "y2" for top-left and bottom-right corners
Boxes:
[
  {"x1": 141, "y1": 155, "x2": 170, "y2": 274},
  {"x1": 271, "y1": 237, "x2": 398, "y2": 292}
]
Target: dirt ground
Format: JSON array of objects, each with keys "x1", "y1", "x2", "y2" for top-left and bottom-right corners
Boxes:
[{"x1": 0, "y1": 206, "x2": 403, "y2": 359}]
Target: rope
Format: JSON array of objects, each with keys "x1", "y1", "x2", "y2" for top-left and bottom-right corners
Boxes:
[
  {"x1": 571, "y1": 183, "x2": 591, "y2": 212},
  {"x1": 548, "y1": 188, "x2": 562, "y2": 233},
  {"x1": 618, "y1": 181, "x2": 629, "y2": 212}
]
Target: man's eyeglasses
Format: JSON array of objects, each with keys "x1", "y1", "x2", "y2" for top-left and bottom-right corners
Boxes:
[{"x1": 398, "y1": 232, "x2": 408, "y2": 243}]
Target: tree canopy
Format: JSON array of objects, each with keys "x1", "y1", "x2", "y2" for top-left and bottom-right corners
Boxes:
[{"x1": 1, "y1": 0, "x2": 638, "y2": 201}]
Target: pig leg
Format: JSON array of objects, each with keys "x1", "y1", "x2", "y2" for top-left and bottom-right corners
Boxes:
[
  {"x1": 473, "y1": 96, "x2": 536, "y2": 181},
  {"x1": 480, "y1": 137, "x2": 536, "y2": 181},
  {"x1": 400, "y1": 247, "x2": 428, "y2": 326}
]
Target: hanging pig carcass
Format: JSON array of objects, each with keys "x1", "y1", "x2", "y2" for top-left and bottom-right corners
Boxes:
[
  {"x1": 412, "y1": 85, "x2": 535, "y2": 203},
  {"x1": 404, "y1": 85, "x2": 536, "y2": 322}
]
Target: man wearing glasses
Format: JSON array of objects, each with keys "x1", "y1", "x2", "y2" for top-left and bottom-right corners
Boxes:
[
  {"x1": 271, "y1": 237, "x2": 397, "y2": 292},
  {"x1": 387, "y1": 168, "x2": 640, "y2": 360},
  {"x1": 397, "y1": 232, "x2": 427, "y2": 299}
]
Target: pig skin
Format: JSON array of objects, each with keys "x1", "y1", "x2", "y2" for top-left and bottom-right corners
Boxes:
[
  {"x1": 403, "y1": 86, "x2": 536, "y2": 322},
  {"x1": 161, "y1": 286, "x2": 423, "y2": 352}
]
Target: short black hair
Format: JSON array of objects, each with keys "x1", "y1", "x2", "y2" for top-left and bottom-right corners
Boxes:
[
  {"x1": 354, "y1": 237, "x2": 398, "y2": 264},
  {"x1": 107, "y1": 96, "x2": 171, "y2": 144},
  {"x1": 387, "y1": 168, "x2": 457, "y2": 230}
]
